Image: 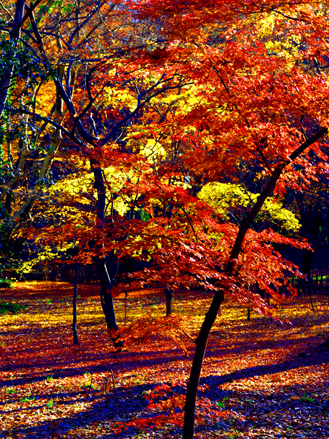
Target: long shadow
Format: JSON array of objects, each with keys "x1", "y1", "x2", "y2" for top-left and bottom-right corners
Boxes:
[
  {"x1": 206, "y1": 334, "x2": 325, "y2": 357},
  {"x1": 2, "y1": 331, "x2": 326, "y2": 390},
  {"x1": 211, "y1": 315, "x2": 327, "y2": 336},
  {"x1": 0, "y1": 389, "x2": 83, "y2": 410},
  {"x1": 200, "y1": 348, "x2": 329, "y2": 391},
  {"x1": 0, "y1": 362, "x2": 113, "y2": 389},
  {"x1": 5, "y1": 376, "x2": 329, "y2": 439},
  {"x1": 0, "y1": 347, "x2": 192, "y2": 389},
  {"x1": 194, "y1": 385, "x2": 329, "y2": 439},
  {"x1": 4, "y1": 382, "x2": 156, "y2": 439},
  {"x1": 0, "y1": 385, "x2": 135, "y2": 414}
]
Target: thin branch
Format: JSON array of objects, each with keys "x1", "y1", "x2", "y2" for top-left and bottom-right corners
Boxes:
[
  {"x1": 270, "y1": 7, "x2": 309, "y2": 23},
  {"x1": 68, "y1": 1, "x2": 106, "y2": 45},
  {"x1": 11, "y1": 107, "x2": 83, "y2": 146},
  {"x1": 256, "y1": 142, "x2": 272, "y2": 172},
  {"x1": 101, "y1": 78, "x2": 189, "y2": 146},
  {"x1": 0, "y1": 0, "x2": 13, "y2": 20},
  {"x1": 174, "y1": 324, "x2": 197, "y2": 344},
  {"x1": 11, "y1": 0, "x2": 44, "y2": 38}
]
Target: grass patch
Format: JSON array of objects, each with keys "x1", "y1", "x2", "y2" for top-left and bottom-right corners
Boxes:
[{"x1": 0, "y1": 301, "x2": 27, "y2": 315}]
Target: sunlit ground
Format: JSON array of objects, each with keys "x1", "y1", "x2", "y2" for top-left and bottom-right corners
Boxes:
[{"x1": 0, "y1": 281, "x2": 328, "y2": 438}]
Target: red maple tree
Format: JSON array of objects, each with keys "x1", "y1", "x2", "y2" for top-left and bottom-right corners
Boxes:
[{"x1": 5, "y1": 1, "x2": 329, "y2": 437}]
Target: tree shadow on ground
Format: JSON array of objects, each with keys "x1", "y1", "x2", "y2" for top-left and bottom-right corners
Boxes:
[
  {"x1": 2, "y1": 331, "x2": 326, "y2": 391},
  {"x1": 200, "y1": 348, "x2": 328, "y2": 392},
  {"x1": 7, "y1": 382, "x2": 155, "y2": 439},
  {"x1": 6, "y1": 373, "x2": 329, "y2": 439}
]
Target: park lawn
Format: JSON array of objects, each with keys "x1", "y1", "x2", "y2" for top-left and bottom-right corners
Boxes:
[{"x1": 0, "y1": 281, "x2": 328, "y2": 439}]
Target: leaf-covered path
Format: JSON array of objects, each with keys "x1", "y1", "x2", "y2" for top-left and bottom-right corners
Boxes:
[{"x1": 0, "y1": 282, "x2": 328, "y2": 438}]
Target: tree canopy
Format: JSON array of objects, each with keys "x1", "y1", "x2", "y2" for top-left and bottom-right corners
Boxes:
[{"x1": 1, "y1": 1, "x2": 329, "y2": 437}]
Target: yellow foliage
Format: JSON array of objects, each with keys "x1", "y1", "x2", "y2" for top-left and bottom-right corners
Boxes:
[
  {"x1": 49, "y1": 166, "x2": 139, "y2": 217},
  {"x1": 198, "y1": 182, "x2": 300, "y2": 232},
  {"x1": 255, "y1": 11, "x2": 302, "y2": 68},
  {"x1": 35, "y1": 82, "x2": 56, "y2": 117},
  {"x1": 19, "y1": 243, "x2": 75, "y2": 273},
  {"x1": 140, "y1": 139, "x2": 167, "y2": 161},
  {"x1": 104, "y1": 87, "x2": 136, "y2": 111}
]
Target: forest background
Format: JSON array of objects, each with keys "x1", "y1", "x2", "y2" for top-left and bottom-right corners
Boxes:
[{"x1": 0, "y1": 0, "x2": 329, "y2": 438}]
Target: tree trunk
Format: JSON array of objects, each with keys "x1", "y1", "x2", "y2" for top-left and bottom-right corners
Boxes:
[
  {"x1": 0, "y1": 0, "x2": 25, "y2": 116},
  {"x1": 301, "y1": 250, "x2": 313, "y2": 279},
  {"x1": 91, "y1": 162, "x2": 119, "y2": 332},
  {"x1": 94, "y1": 257, "x2": 118, "y2": 330},
  {"x1": 183, "y1": 290, "x2": 224, "y2": 439},
  {"x1": 165, "y1": 287, "x2": 173, "y2": 316},
  {"x1": 72, "y1": 263, "x2": 79, "y2": 345}
]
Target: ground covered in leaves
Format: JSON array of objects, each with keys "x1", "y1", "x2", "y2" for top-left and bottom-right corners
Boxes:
[{"x1": 0, "y1": 281, "x2": 328, "y2": 438}]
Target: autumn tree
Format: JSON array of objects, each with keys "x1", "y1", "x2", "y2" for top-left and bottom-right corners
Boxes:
[
  {"x1": 3, "y1": 1, "x2": 329, "y2": 437},
  {"x1": 0, "y1": 0, "x2": 190, "y2": 330},
  {"x1": 123, "y1": 1, "x2": 329, "y2": 437}
]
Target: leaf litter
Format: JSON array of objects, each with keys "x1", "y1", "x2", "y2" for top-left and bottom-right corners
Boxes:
[{"x1": 0, "y1": 281, "x2": 328, "y2": 438}]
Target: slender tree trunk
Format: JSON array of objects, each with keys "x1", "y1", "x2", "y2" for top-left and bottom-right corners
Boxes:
[
  {"x1": 183, "y1": 290, "x2": 224, "y2": 439},
  {"x1": 301, "y1": 250, "x2": 313, "y2": 279},
  {"x1": 73, "y1": 263, "x2": 79, "y2": 345},
  {"x1": 165, "y1": 287, "x2": 173, "y2": 316}
]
